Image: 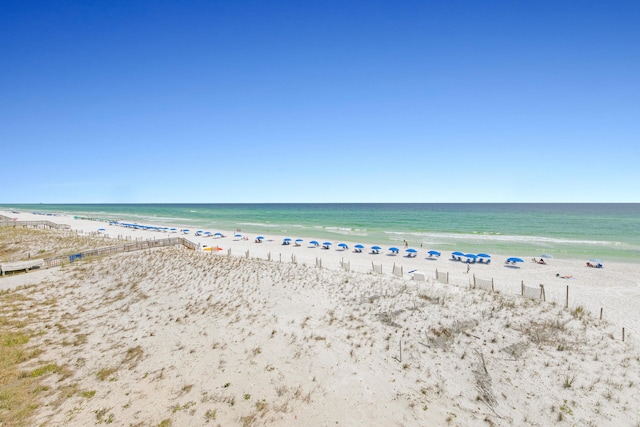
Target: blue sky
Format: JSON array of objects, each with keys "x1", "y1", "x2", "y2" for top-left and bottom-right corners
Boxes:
[{"x1": 1, "y1": 0, "x2": 639, "y2": 203}]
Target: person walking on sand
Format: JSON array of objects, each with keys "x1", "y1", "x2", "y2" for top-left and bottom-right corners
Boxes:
[{"x1": 466, "y1": 264, "x2": 470, "y2": 274}]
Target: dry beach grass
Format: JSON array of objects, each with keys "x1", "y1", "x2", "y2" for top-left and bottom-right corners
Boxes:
[{"x1": 1, "y1": 215, "x2": 640, "y2": 426}]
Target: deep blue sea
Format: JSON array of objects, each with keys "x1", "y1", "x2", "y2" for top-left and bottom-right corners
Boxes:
[{"x1": 2, "y1": 204, "x2": 639, "y2": 263}]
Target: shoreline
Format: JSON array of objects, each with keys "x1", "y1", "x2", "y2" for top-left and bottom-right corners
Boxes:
[
  {"x1": 2, "y1": 203, "x2": 638, "y2": 264},
  {"x1": 3, "y1": 209, "x2": 640, "y2": 334}
]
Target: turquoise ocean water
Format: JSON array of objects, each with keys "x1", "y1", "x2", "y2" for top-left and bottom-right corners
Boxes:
[{"x1": 2, "y1": 204, "x2": 639, "y2": 263}]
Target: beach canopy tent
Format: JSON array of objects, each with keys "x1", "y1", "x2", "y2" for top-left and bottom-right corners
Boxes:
[
  {"x1": 464, "y1": 253, "x2": 478, "y2": 263},
  {"x1": 477, "y1": 253, "x2": 491, "y2": 263}
]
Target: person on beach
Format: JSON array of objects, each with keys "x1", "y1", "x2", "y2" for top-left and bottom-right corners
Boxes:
[{"x1": 466, "y1": 264, "x2": 470, "y2": 274}]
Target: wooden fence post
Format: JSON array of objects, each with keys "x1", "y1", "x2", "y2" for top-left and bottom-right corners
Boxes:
[{"x1": 565, "y1": 285, "x2": 569, "y2": 309}]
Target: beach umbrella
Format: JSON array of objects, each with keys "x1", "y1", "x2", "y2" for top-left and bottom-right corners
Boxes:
[
  {"x1": 295, "y1": 239, "x2": 304, "y2": 243},
  {"x1": 204, "y1": 231, "x2": 212, "y2": 236},
  {"x1": 388, "y1": 247, "x2": 399, "y2": 253},
  {"x1": 256, "y1": 235, "x2": 264, "y2": 240},
  {"x1": 540, "y1": 254, "x2": 554, "y2": 259},
  {"x1": 97, "y1": 228, "x2": 105, "y2": 232},
  {"x1": 452, "y1": 251, "x2": 465, "y2": 256},
  {"x1": 234, "y1": 233, "x2": 242, "y2": 238},
  {"x1": 507, "y1": 257, "x2": 524, "y2": 263},
  {"x1": 406, "y1": 248, "x2": 417, "y2": 253},
  {"x1": 323, "y1": 241, "x2": 332, "y2": 246},
  {"x1": 477, "y1": 253, "x2": 491, "y2": 258},
  {"x1": 284, "y1": 237, "x2": 292, "y2": 241},
  {"x1": 309, "y1": 240, "x2": 319, "y2": 246},
  {"x1": 354, "y1": 244, "x2": 365, "y2": 249},
  {"x1": 428, "y1": 250, "x2": 441, "y2": 257},
  {"x1": 371, "y1": 245, "x2": 382, "y2": 251},
  {"x1": 213, "y1": 232, "x2": 223, "y2": 237}
]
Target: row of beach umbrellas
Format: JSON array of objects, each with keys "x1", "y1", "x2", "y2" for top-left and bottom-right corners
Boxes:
[{"x1": 102, "y1": 225, "x2": 601, "y2": 266}]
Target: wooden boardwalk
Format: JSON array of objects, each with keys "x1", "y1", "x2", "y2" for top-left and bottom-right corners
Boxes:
[{"x1": 1, "y1": 216, "x2": 198, "y2": 274}]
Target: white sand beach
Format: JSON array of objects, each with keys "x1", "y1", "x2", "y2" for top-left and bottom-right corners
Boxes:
[{"x1": 2, "y1": 211, "x2": 640, "y2": 426}]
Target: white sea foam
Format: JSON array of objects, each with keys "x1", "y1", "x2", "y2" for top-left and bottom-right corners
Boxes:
[
  {"x1": 237, "y1": 222, "x2": 281, "y2": 228},
  {"x1": 384, "y1": 231, "x2": 622, "y2": 247}
]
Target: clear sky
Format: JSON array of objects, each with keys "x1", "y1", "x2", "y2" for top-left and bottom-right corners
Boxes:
[{"x1": 1, "y1": 0, "x2": 639, "y2": 203}]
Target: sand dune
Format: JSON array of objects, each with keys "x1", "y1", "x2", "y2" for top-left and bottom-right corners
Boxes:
[{"x1": 2, "y1": 211, "x2": 640, "y2": 426}]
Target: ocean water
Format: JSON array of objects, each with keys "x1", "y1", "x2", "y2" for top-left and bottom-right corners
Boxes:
[{"x1": 2, "y1": 203, "x2": 639, "y2": 263}]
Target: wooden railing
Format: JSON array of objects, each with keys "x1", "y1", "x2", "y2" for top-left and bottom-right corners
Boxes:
[
  {"x1": 43, "y1": 237, "x2": 197, "y2": 268},
  {"x1": 0, "y1": 216, "x2": 71, "y2": 230}
]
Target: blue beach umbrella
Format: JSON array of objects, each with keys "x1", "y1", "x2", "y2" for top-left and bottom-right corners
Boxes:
[
  {"x1": 371, "y1": 245, "x2": 382, "y2": 250},
  {"x1": 98, "y1": 228, "x2": 105, "y2": 231},
  {"x1": 256, "y1": 235, "x2": 264, "y2": 240},
  {"x1": 477, "y1": 253, "x2": 491, "y2": 258},
  {"x1": 213, "y1": 232, "x2": 223, "y2": 237},
  {"x1": 428, "y1": 250, "x2": 441, "y2": 257},
  {"x1": 295, "y1": 239, "x2": 304, "y2": 243},
  {"x1": 338, "y1": 243, "x2": 348, "y2": 248},
  {"x1": 507, "y1": 257, "x2": 524, "y2": 263},
  {"x1": 309, "y1": 240, "x2": 319, "y2": 246},
  {"x1": 323, "y1": 241, "x2": 332, "y2": 246},
  {"x1": 284, "y1": 237, "x2": 292, "y2": 241},
  {"x1": 406, "y1": 248, "x2": 417, "y2": 253},
  {"x1": 354, "y1": 244, "x2": 365, "y2": 249},
  {"x1": 452, "y1": 251, "x2": 465, "y2": 256},
  {"x1": 234, "y1": 233, "x2": 242, "y2": 238},
  {"x1": 388, "y1": 247, "x2": 399, "y2": 253}
]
